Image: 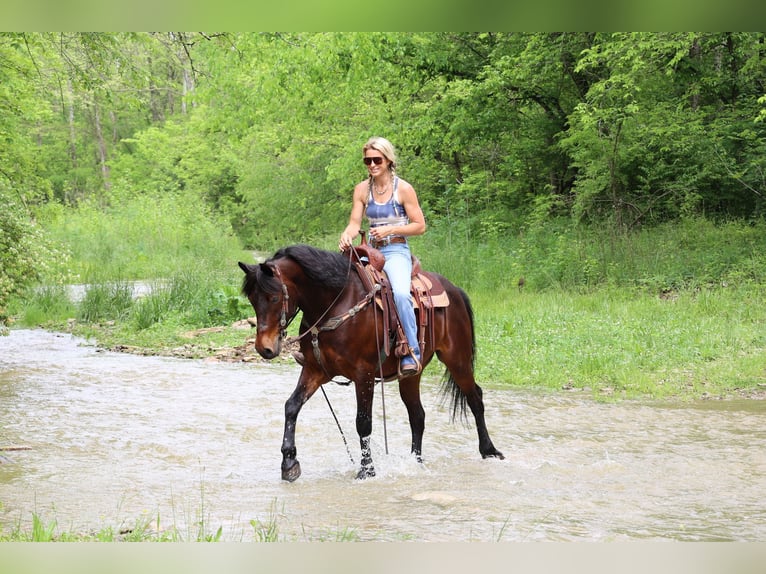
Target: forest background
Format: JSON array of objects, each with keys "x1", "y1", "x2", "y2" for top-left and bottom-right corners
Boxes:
[{"x1": 1, "y1": 32, "x2": 765, "y2": 399}]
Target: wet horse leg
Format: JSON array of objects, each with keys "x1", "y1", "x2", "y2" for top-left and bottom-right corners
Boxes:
[
  {"x1": 398, "y1": 375, "x2": 426, "y2": 462},
  {"x1": 354, "y1": 380, "x2": 376, "y2": 479},
  {"x1": 281, "y1": 370, "x2": 323, "y2": 482},
  {"x1": 438, "y1": 351, "x2": 504, "y2": 460},
  {"x1": 463, "y1": 382, "x2": 504, "y2": 459}
]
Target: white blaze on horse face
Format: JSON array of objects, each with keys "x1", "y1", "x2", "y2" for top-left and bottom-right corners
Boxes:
[{"x1": 251, "y1": 295, "x2": 284, "y2": 360}]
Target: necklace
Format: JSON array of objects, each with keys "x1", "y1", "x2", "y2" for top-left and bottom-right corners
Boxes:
[{"x1": 373, "y1": 178, "x2": 391, "y2": 196}]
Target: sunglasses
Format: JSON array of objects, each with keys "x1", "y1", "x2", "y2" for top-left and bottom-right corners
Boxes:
[{"x1": 363, "y1": 156, "x2": 385, "y2": 166}]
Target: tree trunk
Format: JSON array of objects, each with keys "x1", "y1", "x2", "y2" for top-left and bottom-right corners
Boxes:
[
  {"x1": 66, "y1": 78, "x2": 78, "y2": 204},
  {"x1": 92, "y1": 100, "x2": 111, "y2": 191}
]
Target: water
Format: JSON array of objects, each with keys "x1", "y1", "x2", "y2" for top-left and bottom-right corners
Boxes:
[{"x1": 1, "y1": 329, "x2": 764, "y2": 541}]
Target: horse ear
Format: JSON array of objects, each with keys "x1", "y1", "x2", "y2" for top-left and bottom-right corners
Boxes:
[
  {"x1": 259, "y1": 262, "x2": 274, "y2": 277},
  {"x1": 238, "y1": 261, "x2": 254, "y2": 274}
]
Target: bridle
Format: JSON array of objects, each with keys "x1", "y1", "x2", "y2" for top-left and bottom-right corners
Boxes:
[
  {"x1": 270, "y1": 265, "x2": 299, "y2": 340},
  {"x1": 266, "y1": 246, "x2": 390, "y2": 456},
  {"x1": 268, "y1": 252, "x2": 364, "y2": 364}
]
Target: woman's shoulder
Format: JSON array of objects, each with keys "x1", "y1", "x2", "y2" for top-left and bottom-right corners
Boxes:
[{"x1": 395, "y1": 177, "x2": 416, "y2": 196}]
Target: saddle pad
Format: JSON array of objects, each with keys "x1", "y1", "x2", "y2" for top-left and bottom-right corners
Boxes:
[
  {"x1": 371, "y1": 273, "x2": 449, "y2": 309},
  {"x1": 411, "y1": 273, "x2": 449, "y2": 308}
]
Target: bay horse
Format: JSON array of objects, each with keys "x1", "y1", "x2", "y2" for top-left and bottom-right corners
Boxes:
[{"x1": 239, "y1": 244, "x2": 503, "y2": 481}]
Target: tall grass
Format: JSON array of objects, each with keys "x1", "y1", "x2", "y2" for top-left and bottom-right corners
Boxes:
[
  {"x1": 418, "y1": 216, "x2": 766, "y2": 293},
  {"x1": 78, "y1": 281, "x2": 134, "y2": 323},
  {"x1": 36, "y1": 193, "x2": 245, "y2": 283},
  {"x1": 15, "y1": 192, "x2": 251, "y2": 334},
  {"x1": 13, "y1": 207, "x2": 766, "y2": 399},
  {"x1": 13, "y1": 285, "x2": 77, "y2": 326}
]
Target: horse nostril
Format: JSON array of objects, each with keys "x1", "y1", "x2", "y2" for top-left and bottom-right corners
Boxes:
[{"x1": 257, "y1": 344, "x2": 280, "y2": 360}]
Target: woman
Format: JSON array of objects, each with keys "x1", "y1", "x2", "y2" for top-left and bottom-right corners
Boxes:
[{"x1": 339, "y1": 136, "x2": 426, "y2": 376}]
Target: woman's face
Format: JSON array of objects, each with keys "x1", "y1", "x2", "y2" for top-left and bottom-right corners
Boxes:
[{"x1": 363, "y1": 148, "x2": 389, "y2": 177}]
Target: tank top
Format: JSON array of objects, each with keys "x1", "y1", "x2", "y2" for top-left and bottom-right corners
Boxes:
[{"x1": 366, "y1": 176, "x2": 409, "y2": 237}]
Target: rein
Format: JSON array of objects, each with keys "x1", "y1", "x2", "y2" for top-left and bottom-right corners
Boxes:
[{"x1": 271, "y1": 244, "x2": 390, "y2": 456}]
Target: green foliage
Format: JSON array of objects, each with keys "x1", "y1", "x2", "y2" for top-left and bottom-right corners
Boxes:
[
  {"x1": 14, "y1": 284, "x2": 77, "y2": 326},
  {"x1": 31, "y1": 513, "x2": 57, "y2": 542},
  {"x1": 0, "y1": 187, "x2": 67, "y2": 327},
  {"x1": 39, "y1": 192, "x2": 243, "y2": 282},
  {"x1": 78, "y1": 281, "x2": 134, "y2": 323},
  {"x1": 129, "y1": 272, "x2": 249, "y2": 331},
  {"x1": 419, "y1": 215, "x2": 766, "y2": 294},
  {"x1": 6, "y1": 32, "x2": 766, "y2": 251},
  {"x1": 562, "y1": 32, "x2": 766, "y2": 225},
  {"x1": 474, "y1": 283, "x2": 766, "y2": 399}
]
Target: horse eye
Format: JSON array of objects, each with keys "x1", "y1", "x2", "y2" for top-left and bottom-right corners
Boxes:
[{"x1": 270, "y1": 295, "x2": 280, "y2": 304}]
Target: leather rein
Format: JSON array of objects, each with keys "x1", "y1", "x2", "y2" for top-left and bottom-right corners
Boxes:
[
  {"x1": 273, "y1": 246, "x2": 379, "y2": 374},
  {"x1": 270, "y1": 244, "x2": 391, "y2": 455}
]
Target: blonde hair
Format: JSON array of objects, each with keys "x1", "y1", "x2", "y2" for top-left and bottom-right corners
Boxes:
[{"x1": 363, "y1": 136, "x2": 397, "y2": 173}]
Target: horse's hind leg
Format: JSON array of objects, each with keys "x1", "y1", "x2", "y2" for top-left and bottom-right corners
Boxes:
[
  {"x1": 398, "y1": 376, "x2": 426, "y2": 462},
  {"x1": 438, "y1": 352, "x2": 504, "y2": 460},
  {"x1": 464, "y1": 382, "x2": 504, "y2": 459}
]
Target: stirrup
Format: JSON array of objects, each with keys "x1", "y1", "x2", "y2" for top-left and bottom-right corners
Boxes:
[{"x1": 398, "y1": 351, "x2": 422, "y2": 378}]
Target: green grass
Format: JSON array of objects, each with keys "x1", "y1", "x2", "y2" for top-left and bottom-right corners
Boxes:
[
  {"x1": 8, "y1": 214, "x2": 766, "y2": 401},
  {"x1": 0, "y1": 498, "x2": 360, "y2": 542},
  {"x1": 14, "y1": 285, "x2": 77, "y2": 326},
  {"x1": 472, "y1": 284, "x2": 766, "y2": 399}
]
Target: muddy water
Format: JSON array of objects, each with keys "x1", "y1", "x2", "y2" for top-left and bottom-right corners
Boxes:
[{"x1": 1, "y1": 329, "x2": 764, "y2": 541}]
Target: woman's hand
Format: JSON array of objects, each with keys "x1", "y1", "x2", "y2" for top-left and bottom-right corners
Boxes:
[
  {"x1": 339, "y1": 231, "x2": 355, "y2": 251},
  {"x1": 369, "y1": 226, "x2": 393, "y2": 242}
]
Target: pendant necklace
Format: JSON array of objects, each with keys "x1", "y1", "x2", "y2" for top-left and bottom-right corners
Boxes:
[{"x1": 373, "y1": 179, "x2": 390, "y2": 196}]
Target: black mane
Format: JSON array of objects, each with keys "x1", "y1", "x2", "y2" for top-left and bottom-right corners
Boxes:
[
  {"x1": 272, "y1": 244, "x2": 350, "y2": 290},
  {"x1": 241, "y1": 244, "x2": 352, "y2": 298}
]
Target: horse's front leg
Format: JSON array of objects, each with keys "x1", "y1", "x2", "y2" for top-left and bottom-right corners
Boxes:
[
  {"x1": 281, "y1": 369, "x2": 323, "y2": 482},
  {"x1": 354, "y1": 380, "x2": 376, "y2": 479}
]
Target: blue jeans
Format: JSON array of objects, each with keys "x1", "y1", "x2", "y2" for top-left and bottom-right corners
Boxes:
[{"x1": 379, "y1": 243, "x2": 420, "y2": 360}]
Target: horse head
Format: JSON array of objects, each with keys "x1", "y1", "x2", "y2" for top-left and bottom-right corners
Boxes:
[{"x1": 238, "y1": 259, "x2": 296, "y2": 360}]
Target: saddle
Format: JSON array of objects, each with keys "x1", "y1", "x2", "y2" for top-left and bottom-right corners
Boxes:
[{"x1": 346, "y1": 240, "x2": 449, "y2": 360}]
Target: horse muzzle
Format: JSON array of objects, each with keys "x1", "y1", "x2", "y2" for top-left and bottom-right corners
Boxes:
[{"x1": 255, "y1": 334, "x2": 281, "y2": 360}]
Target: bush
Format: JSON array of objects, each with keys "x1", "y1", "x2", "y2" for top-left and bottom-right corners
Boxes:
[{"x1": 0, "y1": 187, "x2": 67, "y2": 328}]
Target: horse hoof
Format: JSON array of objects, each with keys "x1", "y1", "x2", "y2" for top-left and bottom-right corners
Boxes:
[
  {"x1": 282, "y1": 461, "x2": 302, "y2": 482},
  {"x1": 356, "y1": 466, "x2": 376, "y2": 480},
  {"x1": 482, "y1": 450, "x2": 505, "y2": 460}
]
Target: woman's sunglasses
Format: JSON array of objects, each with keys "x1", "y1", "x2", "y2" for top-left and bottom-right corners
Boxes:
[{"x1": 363, "y1": 156, "x2": 385, "y2": 166}]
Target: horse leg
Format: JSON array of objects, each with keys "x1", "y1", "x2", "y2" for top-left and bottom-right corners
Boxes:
[
  {"x1": 281, "y1": 370, "x2": 323, "y2": 482},
  {"x1": 398, "y1": 376, "x2": 426, "y2": 462},
  {"x1": 438, "y1": 352, "x2": 504, "y2": 460},
  {"x1": 354, "y1": 380, "x2": 376, "y2": 479},
  {"x1": 464, "y1": 383, "x2": 504, "y2": 459}
]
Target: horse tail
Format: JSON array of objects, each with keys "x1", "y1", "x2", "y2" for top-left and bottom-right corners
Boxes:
[{"x1": 440, "y1": 285, "x2": 475, "y2": 424}]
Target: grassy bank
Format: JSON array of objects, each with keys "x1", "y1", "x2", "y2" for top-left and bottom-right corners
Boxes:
[
  {"x1": 8, "y1": 214, "x2": 766, "y2": 401},
  {"x1": 472, "y1": 284, "x2": 766, "y2": 399},
  {"x1": 24, "y1": 281, "x2": 763, "y2": 401}
]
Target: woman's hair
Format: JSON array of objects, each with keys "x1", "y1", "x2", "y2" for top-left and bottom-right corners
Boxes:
[{"x1": 363, "y1": 136, "x2": 397, "y2": 172}]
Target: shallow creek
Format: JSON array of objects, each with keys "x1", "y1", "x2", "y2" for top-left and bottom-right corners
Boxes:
[{"x1": 1, "y1": 329, "x2": 764, "y2": 541}]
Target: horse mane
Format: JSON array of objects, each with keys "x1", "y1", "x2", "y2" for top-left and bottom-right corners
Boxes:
[
  {"x1": 270, "y1": 244, "x2": 350, "y2": 290},
  {"x1": 241, "y1": 261, "x2": 279, "y2": 297}
]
